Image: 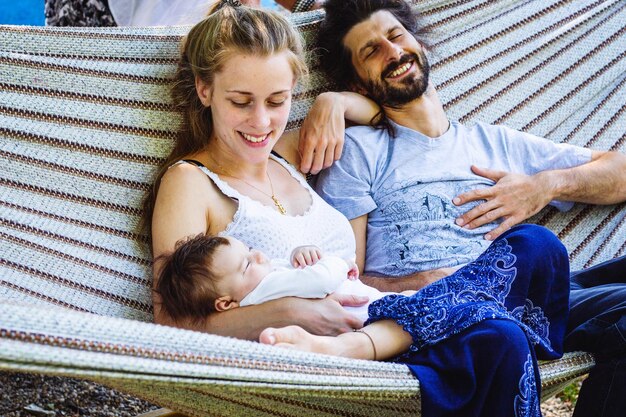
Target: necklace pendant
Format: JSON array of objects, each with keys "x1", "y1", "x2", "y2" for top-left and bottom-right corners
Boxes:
[{"x1": 271, "y1": 195, "x2": 287, "y2": 215}]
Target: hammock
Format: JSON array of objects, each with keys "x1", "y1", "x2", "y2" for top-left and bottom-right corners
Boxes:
[{"x1": 1, "y1": 0, "x2": 624, "y2": 415}]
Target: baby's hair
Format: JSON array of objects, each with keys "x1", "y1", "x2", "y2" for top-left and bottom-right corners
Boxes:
[{"x1": 155, "y1": 234, "x2": 230, "y2": 323}]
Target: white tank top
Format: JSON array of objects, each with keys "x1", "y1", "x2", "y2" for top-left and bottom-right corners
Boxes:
[{"x1": 178, "y1": 155, "x2": 356, "y2": 260}]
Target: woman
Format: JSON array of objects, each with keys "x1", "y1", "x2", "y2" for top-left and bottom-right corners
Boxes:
[
  {"x1": 147, "y1": 2, "x2": 569, "y2": 415},
  {"x1": 146, "y1": 1, "x2": 378, "y2": 339}
]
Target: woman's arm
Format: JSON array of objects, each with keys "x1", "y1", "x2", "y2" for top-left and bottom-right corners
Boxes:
[
  {"x1": 165, "y1": 295, "x2": 366, "y2": 340},
  {"x1": 151, "y1": 162, "x2": 222, "y2": 326}
]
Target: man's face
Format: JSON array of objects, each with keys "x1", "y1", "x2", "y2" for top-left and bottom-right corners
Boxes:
[{"x1": 343, "y1": 10, "x2": 430, "y2": 107}]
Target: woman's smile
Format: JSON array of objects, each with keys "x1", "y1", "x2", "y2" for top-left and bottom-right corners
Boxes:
[{"x1": 239, "y1": 131, "x2": 271, "y2": 147}]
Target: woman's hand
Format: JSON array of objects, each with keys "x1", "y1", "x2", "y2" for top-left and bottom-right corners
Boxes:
[{"x1": 295, "y1": 293, "x2": 368, "y2": 335}]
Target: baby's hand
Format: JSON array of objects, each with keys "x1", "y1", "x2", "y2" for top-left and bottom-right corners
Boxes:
[
  {"x1": 346, "y1": 260, "x2": 359, "y2": 280},
  {"x1": 291, "y1": 245, "x2": 323, "y2": 268}
]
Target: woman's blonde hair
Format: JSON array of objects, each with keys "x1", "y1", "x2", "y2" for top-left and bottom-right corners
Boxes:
[{"x1": 141, "y1": 2, "x2": 307, "y2": 239}]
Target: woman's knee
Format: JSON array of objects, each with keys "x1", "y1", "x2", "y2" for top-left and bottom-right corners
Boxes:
[
  {"x1": 468, "y1": 320, "x2": 531, "y2": 363},
  {"x1": 501, "y1": 224, "x2": 568, "y2": 264},
  {"x1": 478, "y1": 319, "x2": 528, "y2": 345}
]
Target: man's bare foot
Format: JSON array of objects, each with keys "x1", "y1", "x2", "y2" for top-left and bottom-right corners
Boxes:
[{"x1": 259, "y1": 325, "x2": 340, "y2": 356}]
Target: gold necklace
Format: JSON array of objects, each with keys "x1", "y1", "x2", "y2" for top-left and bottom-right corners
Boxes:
[
  {"x1": 239, "y1": 171, "x2": 287, "y2": 215},
  {"x1": 265, "y1": 172, "x2": 288, "y2": 215},
  {"x1": 208, "y1": 157, "x2": 287, "y2": 215}
]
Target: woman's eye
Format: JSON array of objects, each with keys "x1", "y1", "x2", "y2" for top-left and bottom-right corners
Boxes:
[
  {"x1": 268, "y1": 100, "x2": 286, "y2": 107},
  {"x1": 231, "y1": 101, "x2": 250, "y2": 108}
]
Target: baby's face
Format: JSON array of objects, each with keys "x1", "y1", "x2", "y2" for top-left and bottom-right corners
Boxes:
[{"x1": 212, "y1": 237, "x2": 272, "y2": 302}]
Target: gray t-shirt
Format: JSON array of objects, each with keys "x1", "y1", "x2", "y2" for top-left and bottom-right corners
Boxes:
[{"x1": 315, "y1": 120, "x2": 592, "y2": 276}]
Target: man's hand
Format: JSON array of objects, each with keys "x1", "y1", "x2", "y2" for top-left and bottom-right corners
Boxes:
[
  {"x1": 453, "y1": 165, "x2": 553, "y2": 240},
  {"x1": 296, "y1": 294, "x2": 368, "y2": 335},
  {"x1": 290, "y1": 245, "x2": 323, "y2": 268},
  {"x1": 298, "y1": 92, "x2": 347, "y2": 174}
]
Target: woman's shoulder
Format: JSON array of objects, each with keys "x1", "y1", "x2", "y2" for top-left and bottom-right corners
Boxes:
[
  {"x1": 159, "y1": 161, "x2": 219, "y2": 200},
  {"x1": 163, "y1": 160, "x2": 209, "y2": 182},
  {"x1": 154, "y1": 160, "x2": 236, "y2": 238}
]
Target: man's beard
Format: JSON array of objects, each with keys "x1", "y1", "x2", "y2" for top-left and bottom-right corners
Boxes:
[{"x1": 361, "y1": 51, "x2": 430, "y2": 108}]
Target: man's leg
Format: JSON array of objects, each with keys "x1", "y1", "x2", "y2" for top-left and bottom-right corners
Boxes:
[
  {"x1": 567, "y1": 256, "x2": 626, "y2": 417},
  {"x1": 570, "y1": 255, "x2": 625, "y2": 287}
]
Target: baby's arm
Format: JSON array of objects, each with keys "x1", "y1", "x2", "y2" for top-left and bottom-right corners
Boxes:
[
  {"x1": 242, "y1": 256, "x2": 351, "y2": 306},
  {"x1": 290, "y1": 246, "x2": 359, "y2": 281},
  {"x1": 346, "y1": 260, "x2": 359, "y2": 280}
]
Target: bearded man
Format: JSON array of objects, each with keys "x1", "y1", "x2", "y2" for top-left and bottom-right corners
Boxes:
[{"x1": 312, "y1": 1, "x2": 626, "y2": 416}]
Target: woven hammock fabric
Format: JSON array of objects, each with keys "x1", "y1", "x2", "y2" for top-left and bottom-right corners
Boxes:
[{"x1": 2, "y1": 0, "x2": 624, "y2": 415}]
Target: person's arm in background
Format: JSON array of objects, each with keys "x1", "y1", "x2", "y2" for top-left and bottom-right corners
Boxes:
[
  {"x1": 274, "y1": 0, "x2": 326, "y2": 13},
  {"x1": 454, "y1": 150, "x2": 626, "y2": 241}
]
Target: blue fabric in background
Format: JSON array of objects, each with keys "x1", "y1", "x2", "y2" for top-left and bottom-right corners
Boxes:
[
  {"x1": 0, "y1": 0, "x2": 45, "y2": 25},
  {"x1": 261, "y1": 0, "x2": 282, "y2": 10},
  {"x1": 0, "y1": 1, "x2": 279, "y2": 26}
]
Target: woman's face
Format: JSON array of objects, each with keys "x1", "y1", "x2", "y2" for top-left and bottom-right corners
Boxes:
[{"x1": 197, "y1": 51, "x2": 295, "y2": 164}]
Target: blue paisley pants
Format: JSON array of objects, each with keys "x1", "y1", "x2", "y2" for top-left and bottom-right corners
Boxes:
[{"x1": 367, "y1": 224, "x2": 570, "y2": 417}]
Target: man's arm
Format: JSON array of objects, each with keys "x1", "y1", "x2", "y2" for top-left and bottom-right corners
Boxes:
[
  {"x1": 546, "y1": 150, "x2": 626, "y2": 203},
  {"x1": 273, "y1": 92, "x2": 379, "y2": 174},
  {"x1": 298, "y1": 92, "x2": 379, "y2": 174},
  {"x1": 454, "y1": 150, "x2": 626, "y2": 240},
  {"x1": 349, "y1": 214, "x2": 457, "y2": 292}
]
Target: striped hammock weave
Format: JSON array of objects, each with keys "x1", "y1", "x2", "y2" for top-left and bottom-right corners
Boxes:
[{"x1": 1, "y1": 1, "x2": 624, "y2": 415}]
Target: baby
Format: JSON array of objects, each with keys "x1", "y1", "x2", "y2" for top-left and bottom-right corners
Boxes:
[{"x1": 155, "y1": 234, "x2": 401, "y2": 324}]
